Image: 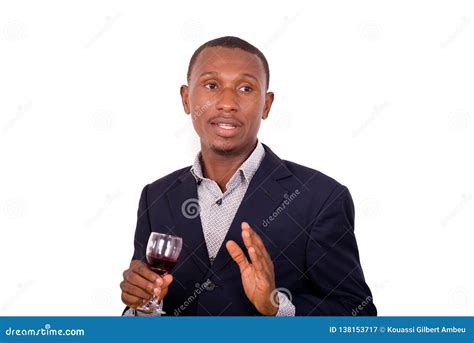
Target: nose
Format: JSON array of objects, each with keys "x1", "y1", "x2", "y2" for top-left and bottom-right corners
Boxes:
[{"x1": 216, "y1": 87, "x2": 239, "y2": 113}]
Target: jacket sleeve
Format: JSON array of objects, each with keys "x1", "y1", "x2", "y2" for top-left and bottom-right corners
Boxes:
[
  {"x1": 293, "y1": 185, "x2": 377, "y2": 316},
  {"x1": 132, "y1": 184, "x2": 152, "y2": 261},
  {"x1": 121, "y1": 185, "x2": 151, "y2": 316}
]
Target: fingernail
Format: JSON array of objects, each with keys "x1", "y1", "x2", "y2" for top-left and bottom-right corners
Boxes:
[
  {"x1": 156, "y1": 278, "x2": 163, "y2": 285},
  {"x1": 243, "y1": 231, "x2": 250, "y2": 237}
]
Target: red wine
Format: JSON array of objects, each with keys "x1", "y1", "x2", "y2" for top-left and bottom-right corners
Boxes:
[{"x1": 146, "y1": 254, "x2": 177, "y2": 275}]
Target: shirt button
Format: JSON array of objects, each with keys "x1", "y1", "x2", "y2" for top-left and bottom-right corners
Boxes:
[{"x1": 216, "y1": 198, "x2": 222, "y2": 205}]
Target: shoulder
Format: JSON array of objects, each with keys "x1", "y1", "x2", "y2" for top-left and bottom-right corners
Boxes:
[
  {"x1": 262, "y1": 143, "x2": 348, "y2": 197},
  {"x1": 282, "y1": 159, "x2": 346, "y2": 195},
  {"x1": 142, "y1": 166, "x2": 192, "y2": 197},
  {"x1": 279, "y1": 159, "x2": 353, "y2": 222}
]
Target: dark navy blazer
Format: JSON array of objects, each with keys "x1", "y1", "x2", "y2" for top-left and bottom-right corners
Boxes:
[{"x1": 123, "y1": 144, "x2": 376, "y2": 316}]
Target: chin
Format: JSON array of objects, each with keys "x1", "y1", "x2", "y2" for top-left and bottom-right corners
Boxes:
[
  {"x1": 209, "y1": 140, "x2": 238, "y2": 155},
  {"x1": 211, "y1": 144, "x2": 235, "y2": 155}
]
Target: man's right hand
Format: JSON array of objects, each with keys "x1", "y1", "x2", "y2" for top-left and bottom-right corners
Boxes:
[{"x1": 120, "y1": 260, "x2": 173, "y2": 308}]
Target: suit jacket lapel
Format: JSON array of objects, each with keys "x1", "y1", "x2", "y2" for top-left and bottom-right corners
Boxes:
[
  {"x1": 209, "y1": 144, "x2": 293, "y2": 275},
  {"x1": 166, "y1": 171, "x2": 210, "y2": 275}
]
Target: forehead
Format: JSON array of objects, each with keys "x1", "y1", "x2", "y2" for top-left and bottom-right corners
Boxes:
[{"x1": 191, "y1": 47, "x2": 265, "y2": 82}]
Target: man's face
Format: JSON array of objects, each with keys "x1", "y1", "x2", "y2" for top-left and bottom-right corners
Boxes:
[{"x1": 181, "y1": 47, "x2": 274, "y2": 156}]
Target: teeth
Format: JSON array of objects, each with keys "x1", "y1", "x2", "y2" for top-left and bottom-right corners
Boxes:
[{"x1": 217, "y1": 123, "x2": 236, "y2": 129}]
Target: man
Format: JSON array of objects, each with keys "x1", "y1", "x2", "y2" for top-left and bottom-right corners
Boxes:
[{"x1": 120, "y1": 36, "x2": 376, "y2": 316}]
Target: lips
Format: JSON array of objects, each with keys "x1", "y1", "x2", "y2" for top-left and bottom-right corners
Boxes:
[
  {"x1": 216, "y1": 123, "x2": 237, "y2": 130},
  {"x1": 210, "y1": 120, "x2": 241, "y2": 137},
  {"x1": 210, "y1": 118, "x2": 241, "y2": 127}
]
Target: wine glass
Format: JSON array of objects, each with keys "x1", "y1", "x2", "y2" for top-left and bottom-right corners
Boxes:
[{"x1": 136, "y1": 232, "x2": 183, "y2": 315}]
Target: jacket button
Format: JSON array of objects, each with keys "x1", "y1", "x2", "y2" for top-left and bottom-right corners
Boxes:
[{"x1": 205, "y1": 281, "x2": 216, "y2": 292}]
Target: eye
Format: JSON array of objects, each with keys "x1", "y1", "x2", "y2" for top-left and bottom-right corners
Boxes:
[
  {"x1": 204, "y1": 82, "x2": 218, "y2": 90},
  {"x1": 239, "y1": 85, "x2": 253, "y2": 93}
]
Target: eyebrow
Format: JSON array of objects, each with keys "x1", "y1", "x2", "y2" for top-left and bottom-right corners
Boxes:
[{"x1": 198, "y1": 71, "x2": 260, "y2": 83}]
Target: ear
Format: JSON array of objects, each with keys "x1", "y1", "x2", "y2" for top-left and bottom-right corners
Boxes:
[
  {"x1": 180, "y1": 85, "x2": 191, "y2": 114},
  {"x1": 262, "y1": 92, "x2": 274, "y2": 120}
]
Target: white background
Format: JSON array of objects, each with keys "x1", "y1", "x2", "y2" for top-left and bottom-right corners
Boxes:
[{"x1": 1, "y1": 0, "x2": 473, "y2": 316}]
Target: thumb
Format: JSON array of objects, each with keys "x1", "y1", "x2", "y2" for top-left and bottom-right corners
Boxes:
[{"x1": 162, "y1": 273, "x2": 173, "y2": 288}]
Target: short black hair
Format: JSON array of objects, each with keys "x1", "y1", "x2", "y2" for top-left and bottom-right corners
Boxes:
[{"x1": 187, "y1": 36, "x2": 270, "y2": 90}]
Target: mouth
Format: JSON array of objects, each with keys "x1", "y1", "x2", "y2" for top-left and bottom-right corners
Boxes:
[
  {"x1": 210, "y1": 121, "x2": 241, "y2": 137},
  {"x1": 215, "y1": 123, "x2": 237, "y2": 129}
]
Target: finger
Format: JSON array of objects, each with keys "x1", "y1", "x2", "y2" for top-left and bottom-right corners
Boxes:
[
  {"x1": 162, "y1": 274, "x2": 174, "y2": 288},
  {"x1": 249, "y1": 243, "x2": 272, "y2": 273},
  {"x1": 121, "y1": 291, "x2": 149, "y2": 308},
  {"x1": 226, "y1": 240, "x2": 249, "y2": 272},
  {"x1": 241, "y1": 223, "x2": 270, "y2": 270},
  {"x1": 157, "y1": 286, "x2": 169, "y2": 302},
  {"x1": 123, "y1": 269, "x2": 155, "y2": 295},
  {"x1": 242, "y1": 222, "x2": 272, "y2": 261},
  {"x1": 248, "y1": 246, "x2": 264, "y2": 272},
  {"x1": 120, "y1": 280, "x2": 153, "y2": 300},
  {"x1": 241, "y1": 230, "x2": 269, "y2": 271},
  {"x1": 134, "y1": 262, "x2": 162, "y2": 283},
  {"x1": 242, "y1": 227, "x2": 253, "y2": 250},
  {"x1": 242, "y1": 222, "x2": 268, "y2": 253}
]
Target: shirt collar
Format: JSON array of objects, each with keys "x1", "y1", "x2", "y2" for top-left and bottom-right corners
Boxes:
[{"x1": 190, "y1": 141, "x2": 265, "y2": 185}]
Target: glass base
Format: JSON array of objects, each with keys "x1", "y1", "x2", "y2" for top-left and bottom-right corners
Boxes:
[{"x1": 136, "y1": 296, "x2": 165, "y2": 316}]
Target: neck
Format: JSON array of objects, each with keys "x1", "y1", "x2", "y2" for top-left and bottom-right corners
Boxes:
[{"x1": 200, "y1": 141, "x2": 257, "y2": 192}]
